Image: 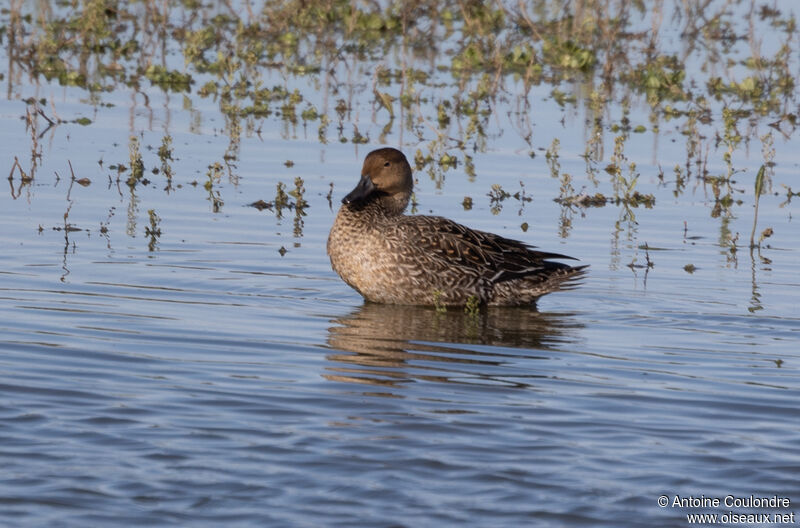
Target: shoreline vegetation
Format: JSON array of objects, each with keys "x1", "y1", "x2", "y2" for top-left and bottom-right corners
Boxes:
[{"x1": 2, "y1": 1, "x2": 796, "y2": 253}]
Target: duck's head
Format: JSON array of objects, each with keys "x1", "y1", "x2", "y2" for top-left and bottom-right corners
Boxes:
[{"x1": 343, "y1": 148, "x2": 413, "y2": 214}]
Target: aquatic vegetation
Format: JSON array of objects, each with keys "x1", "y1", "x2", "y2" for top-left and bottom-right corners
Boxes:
[
  {"x1": 204, "y1": 162, "x2": 224, "y2": 212},
  {"x1": 145, "y1": 65, "x2": 192, "y2": 92},
  {"x1": 145, "y1": 209, "x2": 162, "y2": 251},
  {"x1": 127, "y1": 136, "x2": 145, "y2": 188},
  {"x1": 8, "y1": 157, "x2": 32, "y2": 186},
  {"x1": 464, "y1": 295, "x2": 481, "y2": 316},
  {"x1": 290, "y1": 177, "x2": 308, "y2": 238},
  {"x1": 545, "y1": 138, "x2": 561, "y2": 180},
  {"x1": 749, "y1": 165, "x2": 767, "y2": 249},
  {"x1": 274, "y1": 182, "x2": 290, "y2": 219},
  {"x1": 605, "y1": 135, "x2": 655, "y2": 208},
  {"x1": 488, "y1": 184, "x2": 510, "y2": 215},
  {"x1": 158, "y1": 135, "x2": 174, "y2": 191},
  {"x1": 2, "y1": 0, "x2": 798, "y2": 270}
]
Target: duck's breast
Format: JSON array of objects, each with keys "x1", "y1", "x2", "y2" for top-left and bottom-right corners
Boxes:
[{"x1": 328, "y1": 209, "x2": 403, "y2": 303}]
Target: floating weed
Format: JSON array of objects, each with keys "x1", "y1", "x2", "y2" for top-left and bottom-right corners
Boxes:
[
  {"x1": 127, "y1": 136, "x2": 145, "y2": 188},
  {"x1": 627, "y1": 242, "x2": 654, "y2": 271},
  {"x1": 758, "y1": 227, "x2": 774, "y2": 245},
  {"x1": 158, "y1": 135, "x2": 174, "y2": 191},
  {"x1": 145, "y1": 65, "x2": 192, "y2": 93},
  {"x1": 558, "y1": 205, "x2": 573, "y2": 239},
  {"x1": 634, "y1": 55, "x2": 686, "y2": 104},
  {"x1": 618, "y1": 192, "x2": 655, "y2": 208},
  {"x1": 436, "y1": 101, "x2": 451, "y2": 129},
  {"x1": 145, "y1": 209, "x2": 162, "y2": 252},
  {"x1": 726, "y1": 232, "x2": 740, "y2": 265},
  {"x1": 351, "y1": 127, "x2": 369, "y2": 144},
  {"x1": 749, "y1": 165, "x2": 767, "y2": 249},
  {"x1": 280, "y1": 89, "x2": 303, "y2": 124},
  {"x1": 274, "y1": 181, "x2": 290, "y2": 219},
  {"x1": 414, "y1": 149, "x2": 433, "y2": 171},
  {"x1": 759, "y1": 131, "x2": 775, "y2": 181},
  {"x1": 99, "y1": 206, "x2": 115, "y2": 243},
  {"x1": 205, "y1": 162, "x2": 224, "y2": 212},
  {"x1": 158, "y1": 135, "x2": 173, "y2": 163},
  {"x1": 606, "y1": 134, "x2": 655, "y2": 208},
  {"x1": 545, "y1": 138, "x2": 560, "y2": 179},
  {"x1": 464, "y1": 295, "x2": 480, "y2": 317},
  {"x1": 23, "y1": 104, "x2": 42, "y2": 178},
  {"x1": 290, "y1": 177, "x2": 308, "y2": 238},
  {"x1": 682, "y1": 110, "x2": 702, "y2": 179},
  {"x1": 558, "y1": 172, "x2": 575, "y2": 204},
  {"x1": 249, "y1": 199, "x2": 273, "y2": 211},
  {"x1": 554, "y1": 192, "x2": 609, "y2": 208},
  {"x1": 463, "y1": 155, "x2": 476, "y2": 181},
  {"x1": 488, "y1": 184, "x2": 510, "y2": 215},
  {"x1": 8, "y1": 156, "x2": 32, "y2": 186},
  {"x1": 550, "y1": 87, "x2": 576, "y2": 107},
  {"x1": 673, "y1": 164, "x2": 686, "y2": 197},
  {"x1": 439, "y1": 153, "x2": 458, "y2": 169},
  {"x1": 720, "y1": 108, "x2": 743, "y2": 181},
  {"x1": 374, "y1": 90, "x2": 395, "y2": 118},
  {"x1": 542, "y1": 38, "x2": 596, "y2": 72},
  {"x1": 300, "y1": 105, "x2": 319, "y2": 122},
  {"x1": 513, "y1": 181, "x2": 532, "y2": 203},
  {"x1": 317, "y1": 114, "x2": 330, "y2": 144},
  {"x1": 779, "y1": 184, "x2": 800, "y2": 207}
]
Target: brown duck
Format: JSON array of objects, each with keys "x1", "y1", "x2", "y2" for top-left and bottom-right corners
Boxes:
[{"x1": 327, "y1": 148, "x2": 585, "y2": 306}]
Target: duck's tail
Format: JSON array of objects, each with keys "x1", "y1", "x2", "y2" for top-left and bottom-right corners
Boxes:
[{"x1": 490, "y1": 263, "x2": 588, "y2": 306}]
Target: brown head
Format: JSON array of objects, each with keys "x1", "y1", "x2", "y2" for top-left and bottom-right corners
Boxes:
[{"x1": 343, "y1": 148, "x2": 413, "y2": 214}]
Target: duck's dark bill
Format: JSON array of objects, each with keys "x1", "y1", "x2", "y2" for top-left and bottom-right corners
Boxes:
[{"x1": 342, "y1": 175, "x2": 376, "y2": 204}]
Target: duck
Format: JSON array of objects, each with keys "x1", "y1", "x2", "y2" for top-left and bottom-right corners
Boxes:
[{"x1": 327, "y1": 147, "x2": 585, "y2": 306}]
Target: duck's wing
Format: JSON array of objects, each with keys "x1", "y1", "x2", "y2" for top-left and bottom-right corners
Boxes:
[{"x1": 395, "y1": 215, "x2": 576, "y2": 284}]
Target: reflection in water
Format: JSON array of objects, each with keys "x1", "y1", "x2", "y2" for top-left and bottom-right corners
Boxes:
[{"x1": 325, "y1": 303, "x2": 582, "y2": 390}]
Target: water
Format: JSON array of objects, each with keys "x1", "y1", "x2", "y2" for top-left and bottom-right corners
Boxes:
[{"x1": 3, "y1": 3, "x2": 800, "y2": 526}]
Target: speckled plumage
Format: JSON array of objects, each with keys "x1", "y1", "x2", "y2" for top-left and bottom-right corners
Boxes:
[{"x1": 327, "y1": 148, "x2": 585, "y2": 306}]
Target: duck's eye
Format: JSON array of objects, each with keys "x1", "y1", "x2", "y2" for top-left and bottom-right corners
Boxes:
[{"x1": 383, "y1": 161, "x2": 390, "y2": 167}]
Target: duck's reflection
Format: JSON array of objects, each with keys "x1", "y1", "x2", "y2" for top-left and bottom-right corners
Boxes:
[{"x1": 324, "y1": 303, "x2": 583, "y2": 390}]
